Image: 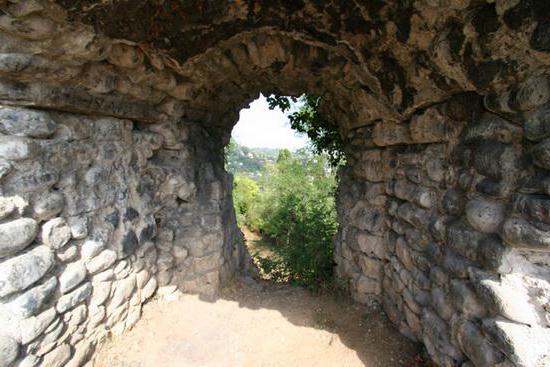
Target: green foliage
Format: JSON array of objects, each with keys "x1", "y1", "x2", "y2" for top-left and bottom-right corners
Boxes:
[
  {"x1": 266, "y1": 94, "x2": 346, "y2": 167},
  {"x1": 225, "y1": 138, "x2": 279, "y2": 180},
  {"x1": 236, "y1": 149, "x2": 338, "y2": 288},
  {"x1": 232, "y1": 176, "x2": 260, "y2": 227}
]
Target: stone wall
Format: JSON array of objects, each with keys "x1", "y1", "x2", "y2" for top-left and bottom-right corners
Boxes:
[
  {"x1": 335, "y1": 90, "x2": 550, "y2": 366},
  {"x1": 0, "y1": 1, "x2": 548, "y2": 366},
  {"x1": 0, "y1": 106, "x2": 239, "y2": 367}
]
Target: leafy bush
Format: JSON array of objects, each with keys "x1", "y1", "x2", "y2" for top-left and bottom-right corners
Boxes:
[
  {"x1": 242, "y1": 149, "x2": 339, "y2": 288},
  {"x1": 266, "y1": 94, "x2": 346, "y2": 167},
  {"x1": 232, "y1": 175, "x2": 260, "y2": 227}
]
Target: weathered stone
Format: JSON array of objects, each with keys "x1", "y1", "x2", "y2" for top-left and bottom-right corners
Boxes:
[
  {"x1": 431, "y1": 287, "x2": 454, "y2": 321},
  {"x1": 0, "y1": 136, "x2": 37, "y2": 160},
  {"x1": 17, "y1": 354, "x2": 40, "y2": 367},
  {"x1": 356, "y1": 232, "x2": 385, "y2": 259},
  {"x1": 531, "y1": 138, "x2": 550, "y2": 169},
  {"x1": 135, "y1": 270, "x2": 150, "y2": 289},
  {"x1": 442, "y1": 189, "x2": 465, "y2": 216},
  {"x1": 0, "y1": 197, "x2": 15, "y2": 219},
  {"x1": 156, "y1": 269, "x2": 173, "y2": 287},
  {"x1": 0, "y1": 218, "x2": 38, "y2": 258},
  {"x1": 173, "y1": 246, "x2": 188, "y2": 260},
  {"x1": 33, "y1": 192, "x2": 64, "y2": 222},
  {"x1": 465, "y1": 198, "x2": 505, "y2": 233},
  {"x1": 474, "y1": 274, "x2": 539, "y2": 326},
  {"x1": 482, "y1": 318, "x2": 550, "y2": 367},
  {"x1": 19, "y1": 307, "x2": 57, "y2": 344},
  {"x1": 500, "y1": 217, "x2": 550, "y2": 250},
  {"x1": 397, "y1": 202, "x2": 430, "y2": 229},
  {"x1": 477, "y1": 235, "x2": 506, "y2": 271},
  {"x1": 473, "y1": 142, "x2": 520, "y2": 182},
  {"x1": 92, "y1": 269, "x2": 114, "y2": 283},
  {"x1": 0, "y1": 106, "x2": 56, "y2": 138},
  {"x1": 0, "y1": 160, "x2": 11, "y2": 180},
  {"x1": 56, "y1": 283, "x2": 92, "y2": 313},
  {"x1": 511, "y1": 193, "x2": 550, "y2": 225},
  {"x1": 80, "y1": 239, "x2": 105, "y2": 260},
  {"x1": 107, "y1": 44, "x2": 144, "y2": 69},
  {"x1": 90, "y1": 281, "x2": 111, "y2": 306},
  {"x1": 65, "y1": 339, "x2": 93, "y2": 367},
  {"x1": 454, "y1": 318, "x2": 504, "y2": 367},
  {"x1": 0, "y1": 246, "x2": 53, "y2": 298},
  {"x1": 372, "y1": 121, "x2": 410, "y2": 146},
  {"x1": 446, "y1": 221, "x2": 482, "y2": 260},
  {"x1": 66, "y1": 216, "x2": 88, "y2": 240},
  {"x1": 121, "y1": 230, "x2": 138, "y2": 257},
  {"x1": 443, "y1": 250, "x2": 474, "y2": 279},
  {"x1": 3, "y1": 167, "x2": 58, "y2": 194},
  {"x1": 524, "y1": 108, "x2": 550, "y2": 141},
  {"x1": 109, "y1": 276, "x2": 136, "y2": 309},
  {"x1": 360, "y1": 256, "x2": 384, "y2": 280},
  {"x1": 41, "y1": 343, "x2": 71, "y2": 367},
  {"x1": 513, "y1": 76, "x2": 550, "y2": 111},
  {"x1": 409, "y1": 107, "x2": 461, "y2": 143},
  {"x1": 0, "y1": 3, "x2": 547, "y2": 365},
  {"x1": 56, "y1": 245, "x2": 77, "y2": 263},
  {"x1": 404, "y1": 303, "x2": 422, "y2": 338},
  {"x1": 421, "y1": 309, "x2": 462, "y2": 360},
  {"x1": 41, "y1": 218, "x2": 71, "y2": 249},
  {"x1": 59, "y1": 262, "x2": 87, "y2": 294},
  {"x1": 141, "y1": 277, "x2": 157, "y2": 302},
  {"x1": 464, "y1": 113, "x2": 522, "y2": 144},
  {"x1": 7, "y1": 276, "x2": 57, "y2": 318},
  {"x1": 450, "y1": 280, "x2": 486, "y2": 319},
  {"x1": 85, "y1": 249, "x2": 117, "y2": 274},
  {"x1": 0, "y1": 335, "x2": 19, "y2": 367}
]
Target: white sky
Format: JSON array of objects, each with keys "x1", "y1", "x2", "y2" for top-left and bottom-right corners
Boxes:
[{"x1": 232, "y1": 95, "x2": 309, "y2": 150}]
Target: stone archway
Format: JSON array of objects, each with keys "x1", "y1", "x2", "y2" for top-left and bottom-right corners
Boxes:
[{"x1": 0, "y1": 1, "x2": 548, "y2": 366}]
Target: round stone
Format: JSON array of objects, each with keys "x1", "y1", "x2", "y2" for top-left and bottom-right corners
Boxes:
[
  {"x1": 0, "y1": 335, "x2": 19, "y2": 367},
  {"x1": 0, "y1": 136, "x2": 37, "y2": 160},
  {"x1": 0, "y1": 217, "x2": 38, "y2": 258},
  {"x1": 41, "y1": 217, "x2": 71, "y2": 249},
  {"x1": 0, "y1": 245, "x2": 54, "y2": 297},
  {"x1": 465, "y1": 198, "x2": 505, "y2": 233},
  {"x1": 59, "y1": 262, "x2": 87, "y2": 294},
  {"x1": 33, "y1": 192, "x2": 65, "y2": 222},
  {"x1": 0, "y1": 106, "x2": 57, "y2": 138},
  {"x1": 515, "y1": 76, "x2": 550, "y2": 111}
]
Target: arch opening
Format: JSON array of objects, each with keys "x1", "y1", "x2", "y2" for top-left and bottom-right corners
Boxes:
[{"x1": 0, "y1": 1, "x2": 548, "y2": 366}]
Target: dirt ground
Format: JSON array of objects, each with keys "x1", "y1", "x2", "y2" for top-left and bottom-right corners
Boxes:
[
  {"x1": 94, "y1": 230, "x2": 428, "y2": 367},
  {"x1": 94, "y1": 281, "x2": 427, "y2": 367}
]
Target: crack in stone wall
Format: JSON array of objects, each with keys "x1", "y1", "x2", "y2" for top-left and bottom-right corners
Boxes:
[{"x1": 0, "y1": 1, "x2": 548, "y2": 366}]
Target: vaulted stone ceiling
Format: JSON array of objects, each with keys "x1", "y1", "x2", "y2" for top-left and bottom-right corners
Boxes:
[{"x1": 51, "y1": 0, "x2": 550, "y2": 133}]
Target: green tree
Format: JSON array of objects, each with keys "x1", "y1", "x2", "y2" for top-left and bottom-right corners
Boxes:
[
  {"x1": 253, "y1": 149, "x2": 338, "y2": 287},
  {"x1": 232, "y1": 175, "x2": 260, "y2": 227},
  {"x1": 266, "y1": 95, "x2": 346, "y2": 167}
]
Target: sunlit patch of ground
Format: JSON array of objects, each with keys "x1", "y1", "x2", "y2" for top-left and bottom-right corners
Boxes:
[{"x1": 94, "y1": 278, "x2": 428, "y2": 367}]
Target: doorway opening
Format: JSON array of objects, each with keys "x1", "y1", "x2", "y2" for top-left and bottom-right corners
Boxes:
[{"x1": 225, "y1": 94, "x2": 344, "y2": 290}]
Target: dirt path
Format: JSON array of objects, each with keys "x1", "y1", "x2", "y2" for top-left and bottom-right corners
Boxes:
[
  {"x1": 95, "y1": 279, "x2": 426, "y2": 367},
  {"x1": 94, "y1": 230, "x2": 427, "y2": 367}
]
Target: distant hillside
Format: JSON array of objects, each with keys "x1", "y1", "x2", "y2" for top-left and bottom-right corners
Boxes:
[{"x1": 225, "y1": 140, "x2": 279, "y2": 179}]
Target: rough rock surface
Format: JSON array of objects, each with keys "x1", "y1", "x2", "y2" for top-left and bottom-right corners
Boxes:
[{"x1": 0, "y1": 1, "x2": 548, "y2": 366}]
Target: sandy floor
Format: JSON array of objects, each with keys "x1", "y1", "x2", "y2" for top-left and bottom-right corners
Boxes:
[{"x1": 94, "y1": 278, "x2": 426, "y2": 367}]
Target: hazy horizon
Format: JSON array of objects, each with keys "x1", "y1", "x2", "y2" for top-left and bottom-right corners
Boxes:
[{"x1": 231, "y1": 95, "x2": 309, "y2": 151}]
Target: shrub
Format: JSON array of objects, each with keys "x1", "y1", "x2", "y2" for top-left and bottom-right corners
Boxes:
[{"x1": 251, "y1": 149, "x2": 338, "y2": 287}]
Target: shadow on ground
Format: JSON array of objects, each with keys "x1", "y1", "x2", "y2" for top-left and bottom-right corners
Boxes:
[
  {"x1": 220, "y1": 277, "x2": 429, "y2": 367},
  {"x1": 95, "y1": 274, "x2": 429, "y2": 367}
]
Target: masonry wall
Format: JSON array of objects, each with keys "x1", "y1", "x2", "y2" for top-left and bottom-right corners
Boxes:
[
  {"x1": 335, "y1": 91, "x2": 550, "y2": 366},
  {"x1": 0, "y1": 107, "x2": 239, "y2": 367},
  {"x1": 0, "y1": 1, "x2": 548, "y2": 366}
]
